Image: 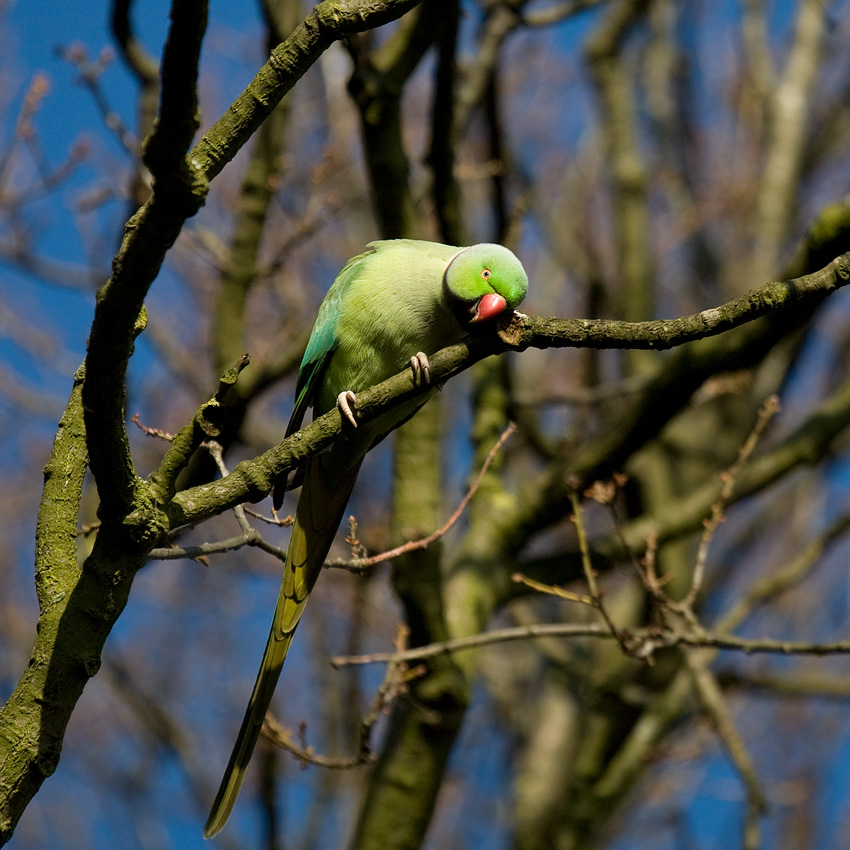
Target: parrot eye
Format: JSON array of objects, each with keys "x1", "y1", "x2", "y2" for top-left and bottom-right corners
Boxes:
[{"x1": 481, "y1": 268, "x2": 491, "y2": 280}]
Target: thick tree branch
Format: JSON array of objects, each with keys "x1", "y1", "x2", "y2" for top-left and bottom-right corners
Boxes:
[
  {"x1": 84, "y1": 0, "x2": 425, "y2": 518},
  {"x1": 523, "y1": 251, "x2": 850, "y2": 352},
  {"x1": 33, "y1": 367, "x2": 89, "y2": 613},
  {"x1": 142, "y1": 0, "x2": 207, "y2": 185},
  {"x1": 84, "y1": 0, "x2": 209, "y2": 516},
  {"x1": 0, "y1": 367, "x2": 136, "y2": 845},
  {"x1": 189, "y1": 0, "x2": 423, "y2": 183},
  {"x1": 168, "y1": 251, "x2": 850, "y2": 528}
]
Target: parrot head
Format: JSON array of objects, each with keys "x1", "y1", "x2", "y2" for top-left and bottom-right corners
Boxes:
[{"x1": 443, "y1": 243, "x2": 528, "y2": 327}]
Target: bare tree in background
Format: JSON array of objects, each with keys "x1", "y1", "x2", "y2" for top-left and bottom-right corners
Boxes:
[{"x1": 2, "y1": 1, "x2": 850, "y2": 849}]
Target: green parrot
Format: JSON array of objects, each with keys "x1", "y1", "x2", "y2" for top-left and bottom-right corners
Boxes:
[{"x1": 204, "y1": 239, "x2": 528, "y2": 838}]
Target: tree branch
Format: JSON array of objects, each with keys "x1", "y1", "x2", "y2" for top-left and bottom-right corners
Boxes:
[
  {"x1": 168, "y1": 251, "x2": 850, "y2": 528},
  {"x1": 83, "y1": 0, "x2": 425, "y2": 519},
  {"x1": 189, "y1": 0, "x2": 423, "y2": 183},
  {"x1": 331, "y1": 622, "x2": 850, "y2": 667},
  {"x1": 83, "y1": 0, "x2": 209, "y2": 516}
]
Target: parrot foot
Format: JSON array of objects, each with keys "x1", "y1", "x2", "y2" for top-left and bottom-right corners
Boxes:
[
  {"x1": 409, "y1": 352, "x2": 431, "y2": 384},
  {"x1": 337, "y1": 390, "x2": 358, "y2": 428}
]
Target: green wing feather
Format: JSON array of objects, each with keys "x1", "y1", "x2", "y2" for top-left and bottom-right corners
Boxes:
[
  {"x1": 273, "y1": 247, "x2": 379, "y2": 507},
  {"x1": 285, "y1": 252, "x2": 360, "y2": 437}
]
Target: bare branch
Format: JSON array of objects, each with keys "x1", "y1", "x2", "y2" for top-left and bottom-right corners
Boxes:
[
  {"x1": 262, "y1": 714, "x2": 376, "y2": 770},
  {"x1": 331, "y1": 422, "x2": 517, "y2": 571},
  {"x1": 170, "y1": 251, "x2": 850, "y2": 528},
  {"x1": 333, "y1": 623, "x2": 850, "y2": 668},
  {"x1": 679, "y1": 394, "x2": 780, "y2": 608}
]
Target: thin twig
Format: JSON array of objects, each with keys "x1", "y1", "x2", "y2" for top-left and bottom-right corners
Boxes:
[
  {"x1": 244, "y1": 506, "x2": 294, "y2": 527},
  {"x1": 78, "y1": 521, "x2": 101, "y2": 538},
  {"x1": 345, "y1": 516, "x2": 367, "y2": 561},
  {"x1": 261, "y1": 714, "x2": 375, "y2": 770},
  {"x1": 56, "y1": 44, "x2": 140, "y2": 156},
  {"x1": 149, "y1": 533, "x2": 260, "y2": 562},
  {"x1": 594, "y1": 474, "x2": 662, "y2": 598},
  {"x1": 329, "y1": 422, "x2": 517, "y2": 571},
  {"x1": 357, "y1": 624, "x2": 428, "y2": 747},
  {"x1": 205, "y1": 441, "x2": 252, "y2": 534},
  {"x1": 333, "y1": 623, "x2": 613, "y2": 666},
  {"x1": 331, "y1": 622, "x2": 850, "y2": 667},
  {"x1": 715, "y1": 509, "x2": 850, "y2": 633},
  {"x1": 568, "y1": 485, "x2": 630, "y2": 653},
  {"x1": 131, "y1": 413, "x2": 175, "y2": 441},
  {"x1": 680, "y1": 394, "x2": 780, "y2": 609},
  {"x1": 261, "y1": 626, "x2": 419, "y2": 770},
  {"x1": 511, "y1": 573, "x2": 594, "y2": 605}
]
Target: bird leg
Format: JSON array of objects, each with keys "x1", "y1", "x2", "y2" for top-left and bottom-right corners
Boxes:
[
  {"x1": 337, "y1": 353, "x2": 430, "y2": 430},
  {"x1": 337, "y1": 390, "x2": 358, "y2": 428},
  {"x1": 409, "y1": 351, "x2": 431, "y2": 385}
]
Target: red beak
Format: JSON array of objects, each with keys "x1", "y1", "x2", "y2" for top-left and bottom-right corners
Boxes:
[{"x1": 471, "y1": 293, "x2": 508, "y2": 323}]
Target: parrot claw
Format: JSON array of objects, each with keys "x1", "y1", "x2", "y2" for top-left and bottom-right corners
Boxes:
[
  {"x1": 337, "y1": 390, "x2": 358, "y2": 428},
  {"x1": 410, "y1": 352, "x2": 431, "y2": 384}
]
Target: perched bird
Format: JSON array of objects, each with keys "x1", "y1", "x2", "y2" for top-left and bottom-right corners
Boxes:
[{"x1": 204, "y1": 239, "x2": 528, "y2": 837}]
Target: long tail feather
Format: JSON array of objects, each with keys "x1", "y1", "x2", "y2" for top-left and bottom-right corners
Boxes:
[
  {"x1": 203, "y1": 615, "x2": 295, "y2": 838},
  {"x1": 204, "y1": 456, "x2": 362, "y2": 838}
]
